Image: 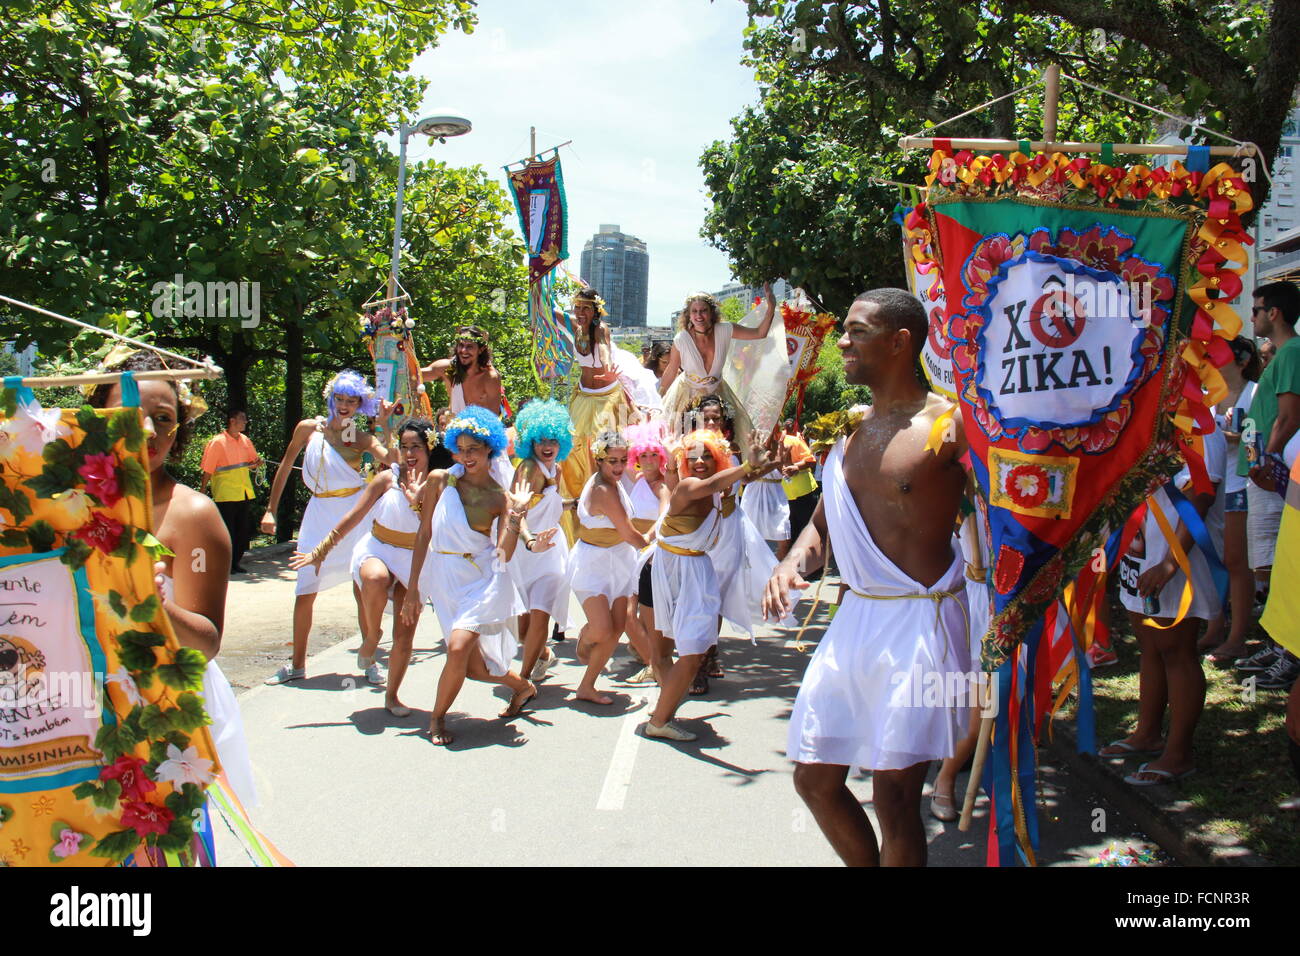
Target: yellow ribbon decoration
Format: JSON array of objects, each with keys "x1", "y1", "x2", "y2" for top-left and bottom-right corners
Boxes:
[{"x1": 1141, "y1": 494, "x2": 1195, "y2": 630}]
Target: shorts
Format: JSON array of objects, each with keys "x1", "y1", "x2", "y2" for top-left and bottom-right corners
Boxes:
[
  {"x1": 1247, "y1": 481, "x2": 1284, "y2": 569},
  {"x1": 1226, "y1": 489, "x2": 1247, "y2": 513},
  {"x1": 637, "y1": 557, "x2": 654, "y2": 608}
]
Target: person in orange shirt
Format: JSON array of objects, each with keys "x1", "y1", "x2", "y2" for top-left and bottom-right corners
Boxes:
[
  {"x1": 779, "y1": 420, "x2": 818, "y2": 561},
  {"x1": 201, "y1": 409, "x2": 263, "y2": 574}
]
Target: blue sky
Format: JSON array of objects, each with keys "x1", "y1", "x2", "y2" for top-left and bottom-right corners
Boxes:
[{"x1": 396, "y1": 0, "x2": 760, "y2": 326}]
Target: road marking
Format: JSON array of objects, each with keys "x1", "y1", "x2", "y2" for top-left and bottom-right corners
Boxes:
[{"x1": 596, "y1": 698, "x2": 648, "y2": 811}]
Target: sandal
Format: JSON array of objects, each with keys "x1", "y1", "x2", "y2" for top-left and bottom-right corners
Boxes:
[
  {"x1": 705, "y1": 645, "x2": 724, "y2": 678},
  {"x1": 1124, "y1": 763, "x2": 1195, "y2": 786},
  {"x1": 1098, "y1": 739, "x2": 1164, "y2": 758},
  {"x1": 688, "y1": 667, "x2": 709, "y2": 696}
]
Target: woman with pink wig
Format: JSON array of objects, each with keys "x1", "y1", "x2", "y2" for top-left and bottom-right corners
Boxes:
[{"x1": 624, "y1": 422, "x2": 672, "y2": 684}]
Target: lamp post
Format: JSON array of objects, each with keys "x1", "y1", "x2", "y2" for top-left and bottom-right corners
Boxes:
[{"x1": 389, "y1": 111, "x2": 473, "y2": 298}]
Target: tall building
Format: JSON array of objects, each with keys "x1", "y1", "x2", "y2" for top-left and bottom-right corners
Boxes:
[
  {"x1": 713, "y1": 279, "x2": 794, "y2": 309},
  {"x1": 1255, "y1": 108, "x2": 1300, "y2": 287},
  {"x1": 579, "y1": 224, "x2": 648, "y2": 327}
]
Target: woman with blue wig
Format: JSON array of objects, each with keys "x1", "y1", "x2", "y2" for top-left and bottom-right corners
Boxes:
[
  {"x1": 263, "y1": 370, "x2": 395, "y2": 686},
  {"x1": 508, "y1": 399, "x2": 574, "y2": 684},
  {"x1": 402, "y1": 405, "x2": 558, "y2": 745}
]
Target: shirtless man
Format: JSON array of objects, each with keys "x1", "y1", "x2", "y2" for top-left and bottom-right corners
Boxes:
[
  {"x1": 420, "y1": 325, "x2": 505, "y2": 415},
  {"x1": 764, "y1": 288, "x2": 970, "y2": 867}
]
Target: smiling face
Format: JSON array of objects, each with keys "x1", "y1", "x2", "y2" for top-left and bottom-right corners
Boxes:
[
  {"x1": 684, "y1": 441, "x2": 717, "y2": 479},
  {"x1": 700, "y1": 403, "x2": 725, "y2": 435},
  {"x1": 454, "y1": 339, "x2": 482, "y2": 367},
  {"x1": 687, "y1": 299, "x2": 715, "y2": 334},
  {"x1": 636, "y1": 450, "x2": 662, "y2": 478},
  {"x1": 398, "y1": 429, "x2": 430, "y2": 472},
  {"x1": 454, "y1": 434, "x2": 490, "y2": 474},
  {"x1": 597, "y1": 447, "x2": 628, "y2": 481},
  {"x1": 105, "y1": 379, "x2": 180, "y2": 473},
  {"x1": 573, "y1": 301, "x2": 597, "y2": 324},
  {"x1": 533, "y1": 437, "x2": 560, "y2": 465},
  {"x1": 332, "y1": 392, "x2": 361, "y2": 422},
  {"x1": 838, "y1": 299, "x2": 900, "y2": 387}
]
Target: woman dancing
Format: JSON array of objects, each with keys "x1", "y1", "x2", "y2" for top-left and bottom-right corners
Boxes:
[
  {"x1": 645, "y1": 429, "x2": 772, "y2": 742},
  {"x1": 659, "y1": 284, "x2": 776, "y2": 444},
  {"x1": 88, "y1": 350, "x2": 256, "y2": 818},
  {"x1": 289, "y1": 419, "x2": 436, "y2": 716},
  {"x1": 508, "y1": 399, "x2": 572, "y2": 683},
  {"x1": 569, "y1": 430, "x2": 652, "y2": 705},
  {"x1": 262, "y1": 371, "x2": 395, "y2": 685},
  {"x1": 401, "y1": 406, "x2": 553, "y2": 746},
  {"x1": 624, "y1": 422, "x2": 672, "y2": 685}
]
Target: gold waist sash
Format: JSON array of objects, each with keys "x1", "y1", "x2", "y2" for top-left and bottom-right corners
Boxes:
[
  {"x1": 720, "y1": 493, "x2": 737, "y2": 518},
  {"x1": 631, "y1": 517, "x2": 656, "y2": 534},
  {"x1": 313, "y1": 485, "x2": 363, "y2": 499},
  {"x1": 372, "y1": 521, "x2": 416, "y2": 550},
  {"x1": 658, "y1": 539, "x2": 705, "y2": 557},
  {"x1": 577, "y1": 525, "x2": 623, "y2": 548},
  {"x1": 660, "y1": 512, "x2": 705, "y2": 537}
]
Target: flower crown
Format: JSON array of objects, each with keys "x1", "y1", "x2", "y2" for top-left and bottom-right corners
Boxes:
[
  {"x1": 573, "y1": 292, "x2": 607, "y2": 317},
  {"x1": 446, "y1": 416, "x2": 493, "y2": 442},
  {"x1": 591, "y1": 432, "x2": 627, "y2": 461},
  {"x1": 455, "y1": 329, "x2": 489, "y2": 346}
]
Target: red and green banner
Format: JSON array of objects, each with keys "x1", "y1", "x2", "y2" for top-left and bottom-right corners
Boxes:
[{"x1": 507, "y1": 156, "x2": 572, "y2": 383}]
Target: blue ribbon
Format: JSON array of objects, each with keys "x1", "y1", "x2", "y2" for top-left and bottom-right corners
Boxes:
[
  {"x1": 1164, "y1": 481, "x2": 1229, "y2": 610},
  {"x1": 3, "y1": 375, "x2": 35, "y2": 406},
  {"x1": 119, "y1": 370, "x2": 140, "y2": 408},
  {"x1": 1184, "y1": 145, "x2": 1211, "y2": 173}
]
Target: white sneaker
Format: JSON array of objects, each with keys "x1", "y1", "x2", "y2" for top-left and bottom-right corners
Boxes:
[
  {"x1": 530, "y1": 651, "x2": 557, "y2": 682},
  {"x1": 643, "y1": 721, "x2": 697, "y2": 742},
  {"x1": 265, "y1": 664, "x2": 305, "y2": 685},
  {"x1": 365, "y1": 661, "x2": 387, "y2": 686}
]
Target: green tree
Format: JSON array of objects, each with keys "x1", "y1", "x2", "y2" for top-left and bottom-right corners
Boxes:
[{"x1": 702, "y1": 1, "x2": 1300, "y2": 318}]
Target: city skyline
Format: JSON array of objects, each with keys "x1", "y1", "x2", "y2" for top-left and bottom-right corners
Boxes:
[{"x1": 579, "y1": 224, "x2": 649, "y2": 328}]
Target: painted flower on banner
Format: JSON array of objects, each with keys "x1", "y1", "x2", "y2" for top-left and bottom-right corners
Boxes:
[
  {"x1": 47, "y1": 488, "x2": 92, "y2": 529},
  {"x1": 100, "y1": 754, "x2": 156, "y2": 801},
  {"x1": 962, "y1": 234, "x2": 1025, "y2": 303},
  {"x1": 50, "y1": 825, "x2": 86, "y2": 861},
  {"x1": 1005, "y1": 464, "x2": 1051, "y2": 509},
  {"x1": 153, "y1": 743, "x2": 215, "y2": 788},
  {"x1": 1028, "y1": 225, "x2": 1135, "y2": 275},
  {"x1": 105, "y1": 666, "x2": 144, "y2": 708},
  {"x1": 70, "y1": 512, "x2": 125, "y2": 554},
  {"x1": 120, "y1": 800, "x2": 174, "y2": 838},
  {"x1": 77, "y1": 453, "x2": 122, "y2": 507},
  {"x1": 0, "y1": 399, "x2": 71, "y2": 460}
]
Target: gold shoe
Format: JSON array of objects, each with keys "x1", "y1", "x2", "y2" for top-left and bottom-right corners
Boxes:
[{"x1": 624, "y1": 665, "x2": 657, "y2": 685}]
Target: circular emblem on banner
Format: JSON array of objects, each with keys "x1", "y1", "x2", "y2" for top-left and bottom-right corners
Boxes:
[{"x1": 1028, "y1": 285, "x2": 1086, "y2": 348}]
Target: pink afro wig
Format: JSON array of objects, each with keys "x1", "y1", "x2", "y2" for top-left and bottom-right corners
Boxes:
[{"x1": 626, "y1": 422, "x2": 667, "y2": 474}]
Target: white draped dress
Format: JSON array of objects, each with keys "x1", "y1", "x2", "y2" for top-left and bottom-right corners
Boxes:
[
  {"x1": 425, "y1": 464, "x2": 523, "y2": 677},
  {"x1": 295, "y1": 424, "x2": 373, "y2": 596},
  {"x1": 787, "y1": 438, "x2": 972, "y2": 772},
  {"x1": 661, "y1": 324, "x2": 752, "y2": 443},
  {"x1": 710, "y1": 486, "x2": 787, "y2": 635},
  {"x1": 741, "y1": 473, "x2": 791, "y2": 541},
  {"x1": 507, "y1": 459, "x2": 570, "y2": 627},
  {"x1": 349, "y1": 465, "x2": 425, "y2": 603},
  {"x1": 567, "y1": 475, "x2": 640, "y2": 604},
  {"x1": 650, "y1": 500, "x2": 724, "y2": 656}
]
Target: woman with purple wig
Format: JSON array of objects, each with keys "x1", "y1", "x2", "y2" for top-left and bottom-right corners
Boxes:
[{"x1": 262, "y1": 370, "x2": 395, "y2": 685}]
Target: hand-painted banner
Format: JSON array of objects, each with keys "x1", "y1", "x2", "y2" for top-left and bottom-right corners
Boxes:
[
  {"x1": 508, "y1": 156, "x2": 573, "y2": 383},
  {"x1": 362, "y1": 303, "x2": 433, "y2": 437},
  {"x1": 903, "y1": 238, "x2": 956, "y2": 400}
]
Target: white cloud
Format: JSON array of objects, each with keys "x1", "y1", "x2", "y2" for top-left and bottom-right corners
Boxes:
[{"x1": 392, "y1": 0, "x2": 759, "y2": 326}]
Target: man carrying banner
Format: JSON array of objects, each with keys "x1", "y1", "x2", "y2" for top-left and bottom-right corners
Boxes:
[
  {"x1": 421, "y1": 326, "x2": 505, "y2": 416},
  {"x1": 763, "y1": 288, "x2": 971, "y2": 867}
]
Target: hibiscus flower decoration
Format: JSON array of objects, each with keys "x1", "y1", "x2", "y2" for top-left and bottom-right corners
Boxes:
[
  {"x1": 120, "y1": 800, "x2": 174, "y2": 839},
  {"x1": 100, "y1": 754, "x2": 156, "y2": 801},
  {"x1": 1005, "y1": 464, "x2": 1051, "y2": 509},
  {"x1": 70, "y1": 512, "x2": 125, "y2": 554},
  {"x1": 77, "y1": 453, "x2": 122, "y2": 507},
  {"x1": 153, "y1": 743, "x2": 215, "y2": 788},
  {"x1": 51, "y1": 826, "x2": 86, "y2": 860}
]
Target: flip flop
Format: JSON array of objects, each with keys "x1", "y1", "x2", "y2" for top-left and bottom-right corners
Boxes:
[
  {"x1": 1124, "y1": 763, "x2": 1196, "y2": 786},
  {"x1": 1099, "y1": 739, "x2": 1164, "y2": 758}
]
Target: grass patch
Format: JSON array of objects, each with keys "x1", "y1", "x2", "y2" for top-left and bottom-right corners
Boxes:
[{"x1": 1058, "y1": 595, "x2": 1298, "y2": 864}]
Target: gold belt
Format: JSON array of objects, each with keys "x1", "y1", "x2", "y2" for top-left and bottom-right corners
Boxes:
[
  {"x1": 847, "y1": 585, "x2": 969, "y2": 664},
  {"x1": 658, "y1": 540, "x2": 705, "y2": 557},
  {"x1": 436, "y1": 549, "x2": 480, "y2": 570},
  {"x1": 757, "y1": 476, "x2": 784, "y2": 483},
  {"x1": 313, "y1": 486, "x2": 363, "y2": 499},
  {"x1": 720, "y1": 494, "x2": 737, "y2": 518},
  {"x1": 372, "y1": 521, "x2": 416, "y2": 549},
  {"x1": 631, "y1": 517, "x2": 656, "y2": 534},
  {"x1": 577, "y1": 525, "x2": 623, "y2": 548}
]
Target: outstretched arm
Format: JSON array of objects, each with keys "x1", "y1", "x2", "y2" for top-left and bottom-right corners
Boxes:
[
  {"x1": 732, "y1": 282, "x2": 777, "y2": 341},
  {"x1": 419, "y1": 357, "x2": 452, "y2": 385},
  {"x1": 288, "y1": 471, "x2": 393, "y2": 572},
  {"x1": 261, "y1": 419, "x2": 316, "y2": 534},
  {"x1": 400, "y1": 471, "x2": 448, "y2": 626},
  {"x1": 658, "y1": 345, "x2": 682, "y2": 395},
  {"x1": 591, "y1": 482, "x2": 651, "y2": 548}
]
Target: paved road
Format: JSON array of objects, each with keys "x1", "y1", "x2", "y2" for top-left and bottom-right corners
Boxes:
[{"x1": 211, "y1": 587, "x2": 1163, "y2": 867}]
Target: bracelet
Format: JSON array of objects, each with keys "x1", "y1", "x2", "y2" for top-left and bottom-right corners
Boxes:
[{"x1": 742, "y1": 461, "x2": 757, "y2": 475}]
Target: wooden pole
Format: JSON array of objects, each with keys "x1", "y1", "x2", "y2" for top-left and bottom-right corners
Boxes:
[
  {"x1": 16, "y1": 368, "x2": 223, "y2": 389},
  {"x1": 959, "y1": 715, "x2": 994, "y2": 831},
  {"x1": 1043, "y1": 63, "x2": 1061, "y2": 142},
  {"x1": 898, "y1": 136, "x2": 1253, "y2": 157},
  {"x1": 530, "y1": 125, "x2": 537, "y2": 160}
]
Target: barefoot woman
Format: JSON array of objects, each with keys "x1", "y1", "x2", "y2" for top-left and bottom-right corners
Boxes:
[
  {"x1": 289, "y1": 419, "x2": 436, "y2": 716},
  {"x1": 402, "y1": 406, "x2": 554, "y2": 745},
  {"x1": 568, "y1": 430, "x2": 651, "y2": 705}
]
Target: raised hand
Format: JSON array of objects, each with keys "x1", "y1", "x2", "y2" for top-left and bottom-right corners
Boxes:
[
  {"x1": 402, "y1": 473, "x2": 427, "y2": 510},
  {"x1": 531, "y1": 527, "x2": 559, "y2": 553},
  {"x1": 763, "y1": 562, "x2": 809, "y2": 621},
  {"x1": 506, "y1": 476, "x2": 534, "y2": 518},
  {"x1": 288, "y1": 549, "x2": 322, "y2": 574},
  {"x1": 746, "y1": 431, "x2": 775, "y2": 474}
]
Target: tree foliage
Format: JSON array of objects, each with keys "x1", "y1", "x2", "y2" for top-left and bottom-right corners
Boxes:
[{"x1": 702, "y1": 1, "x2": 1300, "y2": 318}]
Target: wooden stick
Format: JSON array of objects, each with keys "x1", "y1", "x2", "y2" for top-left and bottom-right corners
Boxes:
[
  {"x1": 959, "y1": 714, "x2": 994, "y2": 831},
  {"x1": 898, "y1": 136, "x2": 1255, "y2": 157},
  {"x1": 503, "y1": 140, "x2": 574, "y2": 170},
  {"x1": 361, "y1": 293, "x2": 412, "y2": 309},
  {"x1": 1043, "y1": 64, "x2": 1060, "y2": 142},
  {"x1": 15, "y1": 368, "x2": 223, "y2": 389}
]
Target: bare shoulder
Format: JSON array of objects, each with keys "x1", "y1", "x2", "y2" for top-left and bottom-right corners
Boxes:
[{"x1": 163, "y1": 484, "x2": 227, "y2": 545}]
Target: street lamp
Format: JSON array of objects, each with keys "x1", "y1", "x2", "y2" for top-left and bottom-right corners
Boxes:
[{"x1": 389, "y1": 110, "x2": 473, "y2": 297}]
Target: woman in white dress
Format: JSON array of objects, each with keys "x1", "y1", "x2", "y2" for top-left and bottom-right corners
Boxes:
[
  {"x1": 624, "y1": 423, "x2": 672, "y2": 684},
  {"x1": 89, "y1": 351, "x2": 257, "y2": 817},
  {"x1": 262, "y1": 370, "x2": 395, "y2": 685},
  {"x1": 741, "y1": 418, "x2": 792, "y2": 542},
  {"x1": 644, "y1": 429, "x2": 772, "y2": 742},
  {"x1": 508, "y1": 399, "x2": 572, "y2": 683},
  {"x1": 400, "y1": 406, "x2": 556, "y2": 746},
  {"x1": 658, "y1": 284, "x2": 777, "y2": 444},
  {"x1": 568, "y1": 430, "x2": 652, "y2": 705},
  {"x1": 289, "y1": 419, "x2": 436, "y2": 717}
]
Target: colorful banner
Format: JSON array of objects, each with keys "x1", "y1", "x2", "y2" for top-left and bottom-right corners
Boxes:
[
  {"x1": 507, "y1": 156, "x2": 573, "y2": 383},
  {"x1": 362, "y1": 302, "x2": 433, "y2": 437},
  {"x1": 780, "y1": 303, "x2": 838, "y2": 423},
  {"x1": 904, "y1": 147, "x2": 1252, "y2": 866},
  {"x1": 0, "y1": 379, "x2": 219, "y2": 866},
  {"x1": 903, "y1": 238, "x2": 956, "y2": 400}
]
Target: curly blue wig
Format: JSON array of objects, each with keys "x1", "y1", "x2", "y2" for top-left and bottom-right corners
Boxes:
[
  {"x1": 514, "y1": 398, "x2": 574, "y2": 462},
  {"x1": 325, "y1": 369, "x2": 379, "y2": 418},
  {"x1": 443, "y1": 404, "x2": 508, "y2": 459}
]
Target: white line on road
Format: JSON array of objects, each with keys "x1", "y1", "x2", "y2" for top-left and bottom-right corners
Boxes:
[{"x1": 596, "y1": 698, "x2": 649, "y2": 811}]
